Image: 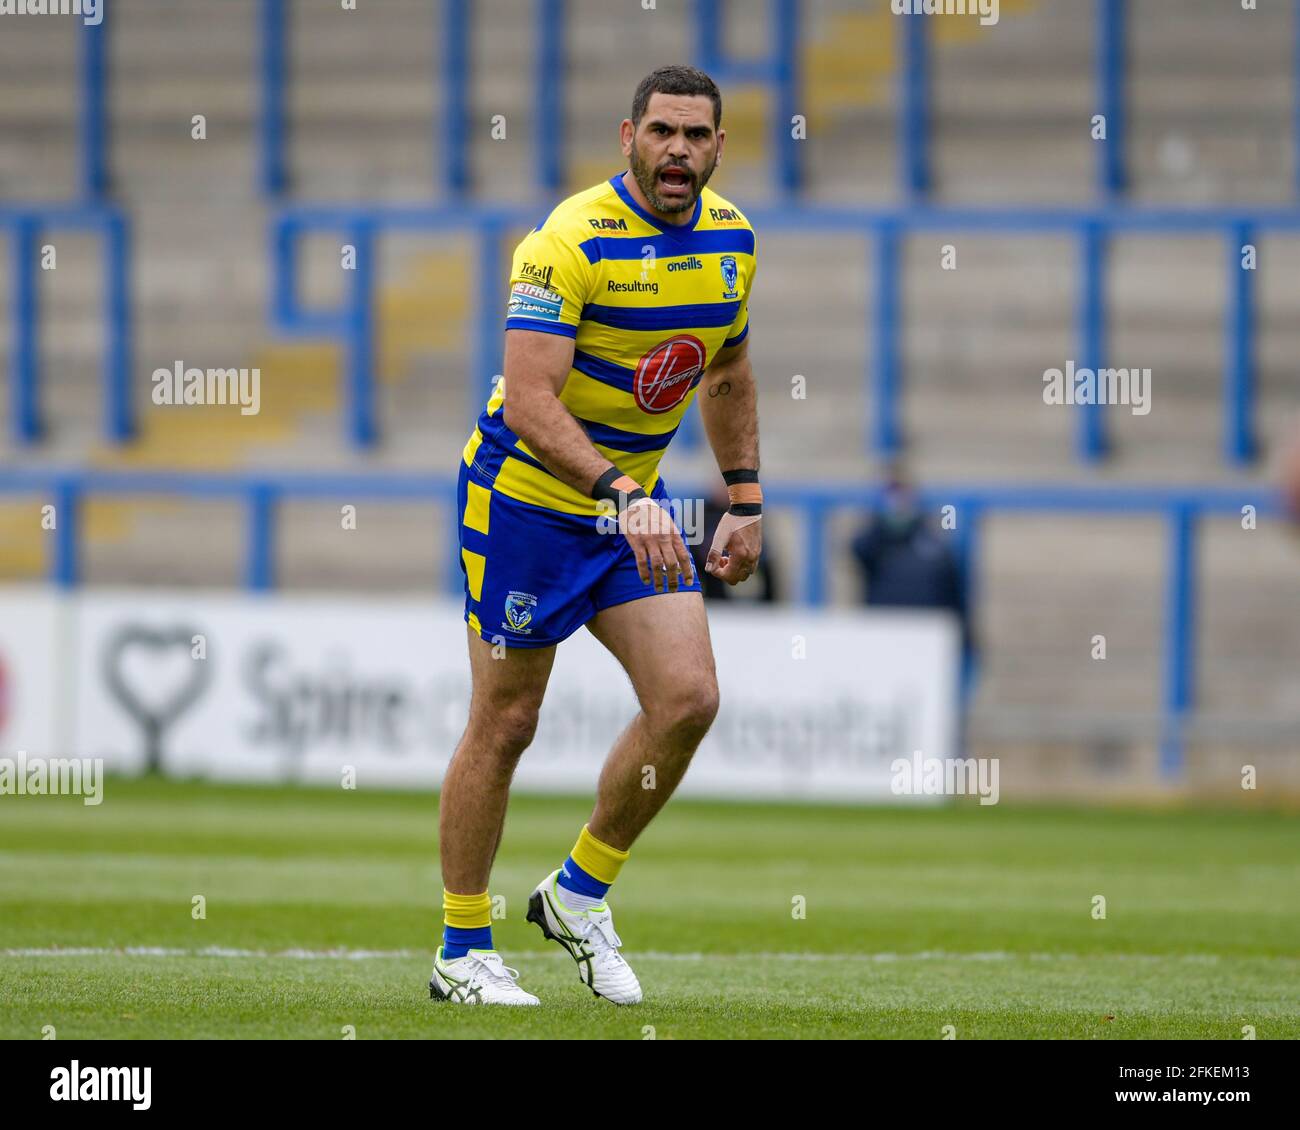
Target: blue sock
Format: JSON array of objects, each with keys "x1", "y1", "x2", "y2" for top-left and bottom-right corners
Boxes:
[
  {"x1": 442, "y1": 924, "x2": 492, "y2": 960},
  {"x1": 557, "y1": 855, "x2": 610, "y2": 906}
]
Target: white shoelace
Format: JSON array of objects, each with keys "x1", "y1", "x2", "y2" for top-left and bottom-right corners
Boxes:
[
  {"x1": 580, "y1": 912, "x2": 628, "y2": 968},
  {"x1": 466, "y1": 952, "x2": 524, "y2": 991}
]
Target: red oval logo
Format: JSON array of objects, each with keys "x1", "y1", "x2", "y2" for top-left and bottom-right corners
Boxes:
[{"x1": 633, "y1": 335, "x2": 706, "y2": 414}]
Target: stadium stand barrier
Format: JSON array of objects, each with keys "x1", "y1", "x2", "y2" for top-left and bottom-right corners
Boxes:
[
  {"x1": 0, "y1": 467, "x2": 1280, "y2": 776},
  {"x1": 1, "y1": 205, "x2": 133, "y2": 445},
  {"x1": 270, "y1": 202, "x2": 1291, "y2": 462}
]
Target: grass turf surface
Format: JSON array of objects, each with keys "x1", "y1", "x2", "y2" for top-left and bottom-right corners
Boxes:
[{"x1": 1, "y1": 777, "x2": 1297, "y2": 1039}]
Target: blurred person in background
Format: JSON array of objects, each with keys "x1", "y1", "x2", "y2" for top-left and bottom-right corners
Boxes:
[{"x1": 850, "y1": 465, "x2": 973, "y2": 667}]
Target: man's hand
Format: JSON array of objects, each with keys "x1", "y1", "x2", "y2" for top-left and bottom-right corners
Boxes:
[
  {"x1": 705, "y1": 512, "x2": 762, "y2": 585},
  {"x1": 620, "y1": 497, "x2": 696, "y2": 592}
]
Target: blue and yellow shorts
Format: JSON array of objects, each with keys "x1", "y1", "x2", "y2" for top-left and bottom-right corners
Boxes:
[{"x1": 455, "y1": 459, "x2": 702, "y2": 648}]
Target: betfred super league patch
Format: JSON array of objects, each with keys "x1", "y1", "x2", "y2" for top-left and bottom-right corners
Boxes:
[{"x1": 507, "y1": 282, "x2": 564, "y2": 322}]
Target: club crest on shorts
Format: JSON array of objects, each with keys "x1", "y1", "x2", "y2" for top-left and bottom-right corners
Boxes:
[
  {"x1": 633, "y1": 334, "x2": 706, "y2": 413},
  {"x1": 503, "y1": 590, "x2": 538, "y2": 633},
  {"x1": 720, "y1": 255, "x2": 738, "y2": 299}
]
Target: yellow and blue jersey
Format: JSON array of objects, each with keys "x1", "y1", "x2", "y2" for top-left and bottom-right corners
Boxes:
[{"x1": 461, "y1": 173, "x2": 757, "y2": 517}]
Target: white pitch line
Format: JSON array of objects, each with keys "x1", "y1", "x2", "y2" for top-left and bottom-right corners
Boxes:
[{"x1": 0, "y1": 946, "x2": 1226, "y2": 963}]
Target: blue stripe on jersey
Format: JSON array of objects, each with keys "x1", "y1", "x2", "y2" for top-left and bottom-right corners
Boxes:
[
  {"x1": 505, "y1": 316, "x2": 577, "y2": 338},
  {"x1": 474, "y1": 412, "x2": 517, "y2": 481},
  {"x1": 723, "y1": 320, "x2": 749, "y2": 348},
  {"x1": 577, "y1": 416, "x2": 679, "y2": 453},
  {"x1": 582, "y1": 299, "x2": 742, "y2": 331},
  {"x1": 479, "y1": 412, "x2": 551, "y2": 474},
  {"x1": 578, "y1": 228, "x2": 756, "y2": 264},
  {"x1": 572, "y1": 349, "x2": 635, "y2": 395},
  {"x1": 476, "y1": 409, "x2": 554, "y2": 482}
]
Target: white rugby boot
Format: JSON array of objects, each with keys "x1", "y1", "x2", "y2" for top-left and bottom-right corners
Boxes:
[
  {"x1": 428, "y1": 947, "x2": 540, "y2": 1006},
  {"x1": 526, "y1": 870, "x2": 643, "y2": 1004}
]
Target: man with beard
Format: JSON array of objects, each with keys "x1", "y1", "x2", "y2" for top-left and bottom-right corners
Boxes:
[{"x1": 431, "y1": 65, "x2": 762, "y2": 1006}]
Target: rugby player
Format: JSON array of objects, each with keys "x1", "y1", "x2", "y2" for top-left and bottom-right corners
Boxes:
[{"x1": 430, "y1": 65, "x2": 761, "y2": 1006}]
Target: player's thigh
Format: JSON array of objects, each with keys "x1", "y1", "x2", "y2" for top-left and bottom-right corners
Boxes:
[
  {"x1": 585, "y1": 591, "x2": 718, "y2": 723},
  {"x1": 465, "y1": 626, "x2": 556, "y2": 742}
]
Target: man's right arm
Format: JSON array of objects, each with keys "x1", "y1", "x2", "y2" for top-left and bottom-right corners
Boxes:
[
  {"x1": 499, "y1": 328, "x2": 611, "y2": 499},
  {"x1": 500, "y1": 328, "x2": 695, "y2": 590}
]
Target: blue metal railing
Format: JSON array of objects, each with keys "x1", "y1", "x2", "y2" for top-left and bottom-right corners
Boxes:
[
  {"x1": 442, "y1": 0, "x2": 471, "y2": 197},
  {"x1": 537, "y1": 0, "x2": 567, "y2": 195},
  {"x1": 68, "y1": 2, "x2": 1300, "y2": 205},
  {"x1": 898, "y1": 8, "x2": 930, "y2": 199},
  {"x1": 696, "y1": 0, "x2": 803, "y2": 195},
  {"x1": 0, "y1": 468, "x2": 1281, "y2": 777},
  {"x1": 898, "y1": 0, "x2": 1129, "y2": 202},
  {"x1": 254, "y1": 0, "x2": 561, "y2": 198},
  {"x1": 1096, "y1": 0, "x2": 1128, "y2": 198},
  {"x1": 271, "y1": 202, "x2": 1295, "y2": 464},
  {"x1": 80, "y1": 16, "x2": 110, "y2": 199},
  {"x1": 260, "y1": 0, "x2": 289, "y2": 196},
  {"x1": 1, "y1": 206, "x2": 134, "y2": 445}
]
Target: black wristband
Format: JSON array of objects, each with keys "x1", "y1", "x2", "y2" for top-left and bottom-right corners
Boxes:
[
  {"x1": 591, "y1": 466, "x2": 647, "y2": 510},
  {"x1": 722, "y1": 468, "x2": 760, "y2": 486},
  {"x1": 729, "y1": 502, "x2": 763, "y2": 517}
]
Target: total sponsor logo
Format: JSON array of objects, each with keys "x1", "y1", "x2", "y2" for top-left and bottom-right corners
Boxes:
[
  {"x1": 519, "y1": 261, "x2": 554, "y2": 288},
  {"x1": 633, "y1": 334, "x2": 706, "y2": 414}
]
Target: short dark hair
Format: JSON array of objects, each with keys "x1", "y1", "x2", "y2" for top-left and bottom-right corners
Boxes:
[{"x1": 631, "y1": 65, "x2": 722, "y2": 129}]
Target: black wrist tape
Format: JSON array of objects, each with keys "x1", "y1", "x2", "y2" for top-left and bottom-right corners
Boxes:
[
  {"x1": 592, "y1": 466, "x2": 647, "y2": 509},
  {"x1": 722, "y1": 468, "x2": 760, "y2": 486}
]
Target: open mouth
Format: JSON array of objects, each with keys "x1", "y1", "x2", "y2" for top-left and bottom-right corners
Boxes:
[{"x1": 657, "y1": 166, "x2": 693, "y2": 195}]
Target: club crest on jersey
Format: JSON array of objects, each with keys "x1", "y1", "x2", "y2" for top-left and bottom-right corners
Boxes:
[
  {"x1": 720, "y1": 255, "x2": 738, "y2": 299},
  {"x1": 633, "y1": 334, "x2": 706, "y2": 414},
  {"x1": 503, "y1": 591, "x2": 537, "y2": 633}
]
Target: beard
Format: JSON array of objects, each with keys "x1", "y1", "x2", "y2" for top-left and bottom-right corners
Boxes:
[{"x1": 630, "y1": 141, "x2": 717, "y2": 214}]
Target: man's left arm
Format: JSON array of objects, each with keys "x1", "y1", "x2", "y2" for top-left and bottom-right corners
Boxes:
[{"x1": 696, "y1": 336, "x2": 762, "y2": 585}]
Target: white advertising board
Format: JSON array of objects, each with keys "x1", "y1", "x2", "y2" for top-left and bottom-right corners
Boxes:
[{"x1": 67, "y1": 590, "x2": 957, "y2": 801}]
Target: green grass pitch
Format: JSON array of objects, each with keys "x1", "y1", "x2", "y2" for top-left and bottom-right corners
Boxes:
[{"x1": 1, "y1": 777, "x2": 1297, "y2": 1039}]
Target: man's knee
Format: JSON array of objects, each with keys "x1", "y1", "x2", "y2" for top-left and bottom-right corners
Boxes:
[
  {"x1": 469, "y1": 699, "x2": 542, "y2": 762},
  {"x1": 646, "y1": 676, "x2": 720, "y2": 740}
]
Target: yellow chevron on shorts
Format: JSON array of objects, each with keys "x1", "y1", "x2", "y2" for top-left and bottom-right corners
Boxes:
[{"x1": 461, "y1": 548, "x2": 485, "y2": 601}]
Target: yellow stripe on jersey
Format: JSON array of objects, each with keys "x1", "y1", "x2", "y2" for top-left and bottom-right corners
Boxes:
[
  {"x1": 493, "y1": 454, "x2": 662, "y2": 517},
  {"x1": 465, "y1": 172, "x2": 757, "y2": 516}
]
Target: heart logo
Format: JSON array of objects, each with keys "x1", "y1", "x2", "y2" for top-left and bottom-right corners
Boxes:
[{"x1": 103, "y1": 625, "x2": 211, "y2": 774}]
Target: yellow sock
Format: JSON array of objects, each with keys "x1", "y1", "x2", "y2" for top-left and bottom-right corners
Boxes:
[
  {"x1": 442, "y1": 889, "x2": 492, "y2": 957},
  {"x1": 558, "y1": 824, "x2": 629, "y2": 907}
]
